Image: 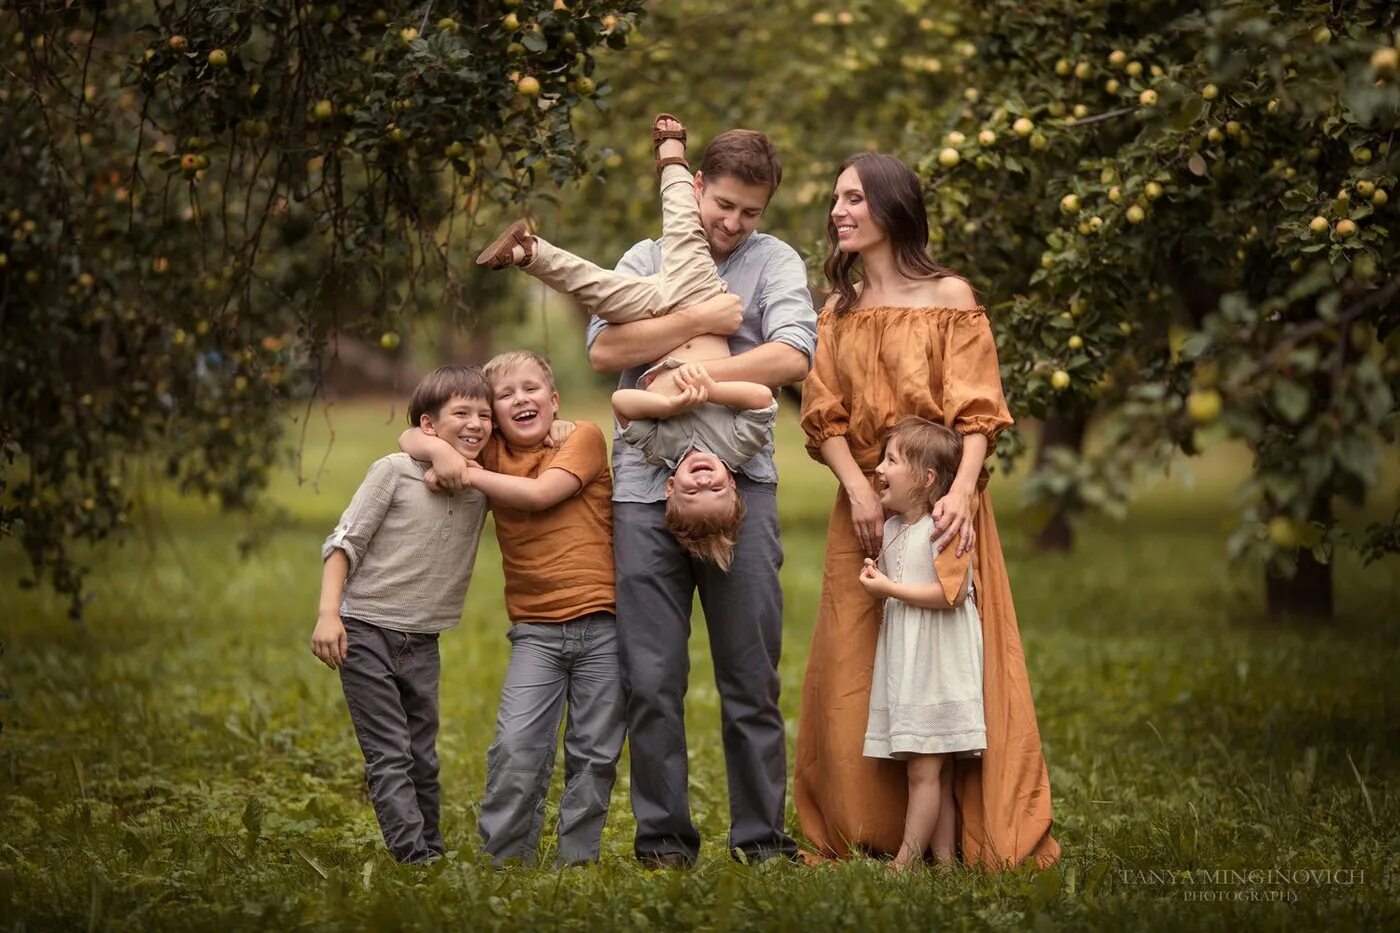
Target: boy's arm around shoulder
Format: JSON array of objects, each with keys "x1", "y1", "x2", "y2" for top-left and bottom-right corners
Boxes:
[{"x1": 466, "y1": 421, "x2": 607, "y2": 512}]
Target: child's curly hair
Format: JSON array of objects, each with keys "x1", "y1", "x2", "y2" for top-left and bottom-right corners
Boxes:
[
  {"x1": 883, "y1": 416, "x2": 963, "y2": 512},
  {"x1": 665, "y1": 491, "x2": 747, "y2": 571}
]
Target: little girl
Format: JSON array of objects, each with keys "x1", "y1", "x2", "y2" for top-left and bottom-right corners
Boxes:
[{"x1": 857, "y1": 415, "x2": 987, "y2": 871}]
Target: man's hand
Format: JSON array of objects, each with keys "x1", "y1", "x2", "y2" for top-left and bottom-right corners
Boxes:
[
  {"x1": 685, "y1": 292, "x2": 744, "y2": 336},
  {"x1": 858, "y1": 558, "x2": 893, "y2": 600},
  {"x1": 310, "y1": 613, "x2": 348, "y2": 670}
]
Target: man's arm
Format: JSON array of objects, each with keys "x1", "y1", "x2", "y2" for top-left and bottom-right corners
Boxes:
[
  {"x1": 686, "y1": 343, "x2": 809, "y2": 390},
  {"x1": 588, "y1": 294, "x2": 743, "y2": 373},
  {"x1": 464, "y1": 468, "x2": 582, "y2": 512}
]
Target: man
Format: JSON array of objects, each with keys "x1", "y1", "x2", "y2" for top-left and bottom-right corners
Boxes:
[{"x1": 587, "y1": 128, "x2": 817, "y2": 867}]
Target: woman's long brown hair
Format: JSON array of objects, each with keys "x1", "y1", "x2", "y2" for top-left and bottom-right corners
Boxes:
[{"x1": 823, "y1": 152, "x2": 960, "y2": 314}]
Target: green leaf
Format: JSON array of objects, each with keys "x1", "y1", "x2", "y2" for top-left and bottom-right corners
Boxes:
[{"x1": 1272, "y1": 380, "x2": 1310, "y2": 424}]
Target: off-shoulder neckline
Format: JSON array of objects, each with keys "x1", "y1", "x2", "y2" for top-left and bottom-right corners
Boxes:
[{"x1": 823, "y1": 304, "x2": 987, "y2": 315}]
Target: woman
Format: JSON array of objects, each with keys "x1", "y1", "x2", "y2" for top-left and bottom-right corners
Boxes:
[{"x1": 794, "y1": 152, "x2": 1060, "y2": 869}]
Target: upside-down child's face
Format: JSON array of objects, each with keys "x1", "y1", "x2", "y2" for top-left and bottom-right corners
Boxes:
[
  {"x1": 490, "y1": 362, "x2": 558, "y2": 448},
  {"x1": 422, "y1": 394, "x2": 492, "y2": 461},
  {"x1": 664, "y1": 450, "x2": 738, "y2": 520},
  {"x1": 874, "y1": 437, "x2": 928, "y2": 517}
]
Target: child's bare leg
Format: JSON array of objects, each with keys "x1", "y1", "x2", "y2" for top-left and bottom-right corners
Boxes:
[
  {"x1": 930, "y1": 759, "x2": 957, "y2": 862},
  {"x1": 891, "y1": 754, "x2": 946, "y2": 870}
]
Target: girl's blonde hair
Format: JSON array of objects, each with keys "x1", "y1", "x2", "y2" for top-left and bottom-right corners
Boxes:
[{"x1": 882, "y1": 416, "x2": 963, "y2": 512}]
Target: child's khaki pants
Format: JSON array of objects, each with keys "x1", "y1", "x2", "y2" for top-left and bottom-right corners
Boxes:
[{"x1": 522, "y1": 164, "x2": 726, "y2": 322}]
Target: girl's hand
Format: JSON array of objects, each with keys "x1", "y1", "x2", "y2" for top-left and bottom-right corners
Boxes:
[
  {"x1": 847, "y1": 478, "x2": 884, "y2": 559},
  {"x1": 858, "y1": 558, "x2": 891, "y2": 599},
  {"x1": 932, "y1": 487, "x2": 976, "y2": 556}
]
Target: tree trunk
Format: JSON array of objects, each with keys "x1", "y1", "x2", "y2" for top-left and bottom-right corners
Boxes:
[
  {"x1": 1265, "y1": 498, "x2": 1334, "y2": 620},
  {"x1": 1031, "y1": 412, "x2": 1088, "y2": 552}
]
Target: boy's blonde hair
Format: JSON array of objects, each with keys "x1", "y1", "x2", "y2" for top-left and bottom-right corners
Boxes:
[
  {"x1": 482, "y1": 349, "x2": 555, "y2": 389},
  {"x1": 665, "y1": 490, "x2": 746, "y2": 572},
  {"x1": 883, "y1": 416, "x2": 963, "y2": 512}
]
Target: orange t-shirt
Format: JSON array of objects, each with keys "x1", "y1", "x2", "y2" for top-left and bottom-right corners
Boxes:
[{"x1": 483, "y1": 421, "x2": 615, "y2": 623}]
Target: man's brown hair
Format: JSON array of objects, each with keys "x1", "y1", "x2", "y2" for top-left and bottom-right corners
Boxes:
[
  {"x1": 665, "y1": 489, "x2": 747, "y2": 572},
  {"x1": 883, "y1": 416, "x2": 964, "y2": 512},
  {"x1": 699, "y1": 129, "x2": 783, "y2": 195},
  {"x1": 407, "y1": 365, "x2": 491, "y2": 426}
]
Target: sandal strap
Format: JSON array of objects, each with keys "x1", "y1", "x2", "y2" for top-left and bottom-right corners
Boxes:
[
  {"x1": 655, "y1": 156, "x2": 690, "y2": 176},
  {"x1": 651, "y1": 112, "x2": 687, "y2": 149}
]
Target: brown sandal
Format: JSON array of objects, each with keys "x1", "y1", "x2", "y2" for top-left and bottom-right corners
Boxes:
[
  {"x1": 652, "y1": 113, "x2": 688, "y2": 177},
  {"x1": 475, "y1": 218, "x2": 534, "y2": 269}
]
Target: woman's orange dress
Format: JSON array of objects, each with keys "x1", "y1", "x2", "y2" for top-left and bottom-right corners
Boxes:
[{"x1": 795, "y1": 305, "x2": 1060, "y2": 869}]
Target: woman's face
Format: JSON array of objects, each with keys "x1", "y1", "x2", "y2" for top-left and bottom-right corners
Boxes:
[{"x1": 830, "y1": 166, "x2": 886, "y2": 254}]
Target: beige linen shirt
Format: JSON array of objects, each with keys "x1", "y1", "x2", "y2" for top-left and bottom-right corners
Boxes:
[{"x1": 321, "y1": 453, "x2": 488, "y2": 633}]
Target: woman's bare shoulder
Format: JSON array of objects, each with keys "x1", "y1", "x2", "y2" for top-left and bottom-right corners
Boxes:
[{"x1": 906, "y1": 275, "x2": 979, "y2": 311}]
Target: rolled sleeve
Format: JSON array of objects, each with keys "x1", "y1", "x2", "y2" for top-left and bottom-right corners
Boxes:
[
  {"x1": 758, "y1": 246, "x2": 818, "y2": 365},
  {"x1": 321, "y1": 459, "x2": 397, "y2": 575}
]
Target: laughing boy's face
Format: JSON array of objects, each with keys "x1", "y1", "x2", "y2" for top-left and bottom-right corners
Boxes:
[
  {"x1": 490, "y1": 362, "x2": 558, "y2": 448},
  {"x1": 421, "y1": 395, "x2": 492, "y2": 461}
]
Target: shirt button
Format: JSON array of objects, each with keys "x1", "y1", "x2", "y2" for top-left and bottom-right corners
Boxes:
[{"x1": 448, "y1": 510, "x2": 454, "y2": 515}]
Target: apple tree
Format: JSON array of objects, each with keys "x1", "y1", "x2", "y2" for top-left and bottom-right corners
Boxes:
[
  {"x1": 915, "y1": 0, "x2": 1398, "y2": 617},
  {"x1": 0, "y1": 0, "x2": 643, "y2": 616}
]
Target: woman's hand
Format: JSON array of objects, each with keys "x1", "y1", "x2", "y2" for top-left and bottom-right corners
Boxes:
[
  {"x1": 932, "y1": 486, "x2": 976, "y2": 556},
  {"x1": 847, "y1": 477, "x2": 884, "y2": 559}
]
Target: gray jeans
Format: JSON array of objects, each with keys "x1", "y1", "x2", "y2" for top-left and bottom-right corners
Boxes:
[
  {"x1": 476, "y1": 612, "x2": 625, "y2": 867},
  {"x1": 613, "y1": 478, "x2": 797, "y2": 864},
  {"x1": 339, "y1": 617, "x2": 443, "y2": 864}
]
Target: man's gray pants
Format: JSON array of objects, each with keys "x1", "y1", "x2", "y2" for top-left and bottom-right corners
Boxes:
[
  {"x1": 613, "y1": 478, "x2": 797, "y2": 864},
  {"x1": 476, "y1": 612, "x2": 625, "y2": 866},
  {"x1": 339, "y1": 617, "x2": 444, "y2": 864}
]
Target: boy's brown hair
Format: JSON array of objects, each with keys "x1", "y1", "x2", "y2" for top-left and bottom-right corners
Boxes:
[
  {"x1": 883, "y1": 416, "x2": 963, "y2": 512},
  {"x1": 482, "y1": 349, "x2": 555, "y2": 390},
  {"x1": 407, "y1": 365, "x2": 491, "y2": 426},
  {"x1": 665, "y1": 490, "x2": 747, "y2": 572},
  {"x1": 699, "y1": 129, "x2": 783, "y2": 195}
]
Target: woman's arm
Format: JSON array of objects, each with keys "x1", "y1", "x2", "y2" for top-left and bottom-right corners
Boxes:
[
  {"x1": 466, "y1": 467, "x2": 582, "y2": 512},
  {"x1": 820, "y1": 436, "x2": 884, "y2": 558},
  {"x1": 932, "y1": 432, "x2": 988, "y2": 557}
]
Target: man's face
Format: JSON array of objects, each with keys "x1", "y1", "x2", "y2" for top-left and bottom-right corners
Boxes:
[
  {"x1": 421, "y1": 394, "x2": 492, "y2": 460},
  {"x1": 489, "y1": 362, "x2": 558, "y2": 448},
  {"x1": 695, "y1": 172, "x2": 771, "y2": 261}
]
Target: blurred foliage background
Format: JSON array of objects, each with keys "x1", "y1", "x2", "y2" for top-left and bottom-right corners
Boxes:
[{"x1": 2, "y1": 0, "x2": 1398, "y2": 619}]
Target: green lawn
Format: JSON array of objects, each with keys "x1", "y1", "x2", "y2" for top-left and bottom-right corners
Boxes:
[{"x1": 2, "y1": 394, "x2": 1398, "y2": 931}]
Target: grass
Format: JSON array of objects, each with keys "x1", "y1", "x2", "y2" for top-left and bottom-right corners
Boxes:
[{"x1": 2, "y1": 393, "x2": 1398, "y2": 931}]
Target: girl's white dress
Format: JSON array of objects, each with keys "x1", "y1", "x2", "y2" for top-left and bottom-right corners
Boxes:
[{"x1": 863, "y1": 513, "x2": 987, "y2": 759}]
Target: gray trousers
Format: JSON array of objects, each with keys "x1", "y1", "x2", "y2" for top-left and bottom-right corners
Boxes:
[
  {"x1": 613, "y1": 478, "x2": 797, "y2": 864},
  {"x1": 477, "y1": 612, "x2": 625, "y2": 867},
  {"x1": 339, "y1": 617, "x2": 444, "y2": 864}
]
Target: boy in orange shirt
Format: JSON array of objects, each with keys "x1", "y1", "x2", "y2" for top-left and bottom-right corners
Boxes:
[{"x1": 401, "y1": 350, "x2": 621, "y2": 867}]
